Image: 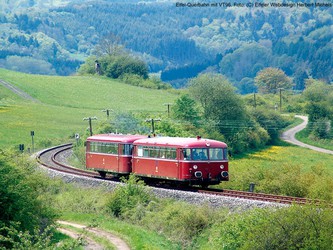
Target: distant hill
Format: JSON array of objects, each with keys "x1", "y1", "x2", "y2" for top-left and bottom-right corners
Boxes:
[{"x1": 0, "y1": 0, "x2": 332, "y2": 90}]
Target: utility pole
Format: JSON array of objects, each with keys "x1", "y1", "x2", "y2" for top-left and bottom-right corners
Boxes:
[
  {"x1": 30, "y1": 131, "x2": 35, "y2": 153},
  {"x1": 102, "y1": 109, "x2": 113, "y2": 119},
  {"x1": 278, "y1": 88, "x2": 284, "y2": 112},
  {"x1": 146, "y1": 118, "x2": 161, "y2": 135},
  {"x1": 83, "y1": 117, "x2": 97, "y2": 136},
  {"x1": 163, "y1": 103, "x2": 172, "y2": 117}
]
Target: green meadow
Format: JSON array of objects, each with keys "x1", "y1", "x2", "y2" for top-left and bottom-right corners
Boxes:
[{"x1": 0, "y1": 69, "x2": 177, "y2": 149}]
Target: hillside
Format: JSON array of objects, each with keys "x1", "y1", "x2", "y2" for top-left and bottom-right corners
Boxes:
[
  {"x1": 0, "y1": 0, "x2": 332, "y2": 90},
  {"x1": 0, "y1": 68, "x2": 177, "y2": 147}
]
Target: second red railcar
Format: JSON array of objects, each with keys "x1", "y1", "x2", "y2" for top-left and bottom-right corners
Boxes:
[{"x1": 86, "y1": 134, "x2": 146, "y2": 177}]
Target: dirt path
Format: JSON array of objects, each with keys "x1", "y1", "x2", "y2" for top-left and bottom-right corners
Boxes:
[
  {"x1": 57, "y1": 220, "x2": 131, "y2": 250},
  {"x1": 281, "y1": 115, "x2": 333, "y2": 155},
  {"x1": 0, "y1": 79, "x2": 40, "y2": 103}
]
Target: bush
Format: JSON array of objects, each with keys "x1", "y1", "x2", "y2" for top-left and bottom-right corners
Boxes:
[
  {"x1": 143, "y1": 201, "x2": 215, "y2": 247},
  {"x1": 106, "y1": 175, "x2": 153, "y2": 219},
  {"x1": 251, "y1": 108, "x2": 290, "y2": 142},
  {"x1": 198, "y1": 205, "x2": 333, "y2": 250},
  {"x1": 0, "y1": 150, "x2": 57, "y2": 249},
  {"x1": 121, "y1": 73, "x2": 171, "y2": 89},
  {"x1": 310, "y1": 118, "x2": 332, "y2": 139}
]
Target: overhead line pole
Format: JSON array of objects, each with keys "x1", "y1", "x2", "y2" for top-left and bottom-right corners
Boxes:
[
  {"x1": 163, "y1": 103, "x2": 172, "y2": 117},
  {"x1": 278, "y1": 88, "x2": 284, "y2": 112},
  {"x1": 83, "y1": 117, "x2": 97, "y2": 136},
  {"x1": 102, "y1": 108, "x2": 113, "y2": 119},
  {"x1": 146, "y1": 118, "x2": 161, "y2": 135}
]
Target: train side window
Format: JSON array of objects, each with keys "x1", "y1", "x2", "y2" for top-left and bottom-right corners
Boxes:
[
  {"x1": 150, "y1": 147, "x2": 159, "y2": 158},
  {"x1": 182, "y1": 149, "x2": 191, "y2": 160},
  {"x1": 137, "y1": 146, "x2": 143, "y2": 157},
  {"x1": 106, "y1": 143, "x2": 118, "y2": 154},
  {"x1": 142, "y1": 146, "x2": 149, "y2": 157},
  {"x1": 160, "y1": 147, "x2": 166, "y2": 158},
  {"x1": 170, "y1": 148, "x2": 177, "y2": 159}
]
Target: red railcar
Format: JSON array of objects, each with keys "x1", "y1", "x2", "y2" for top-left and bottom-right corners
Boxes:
[
  {"x1": 86, "y1": 134, "x2": 146, "y2": 178},
  {"x1": 132, "y1": 136, "x2": 228, "y2": 186}
]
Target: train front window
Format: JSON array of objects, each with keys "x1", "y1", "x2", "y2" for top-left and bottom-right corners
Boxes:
[
  {"x1": 182, "y1": 148, "x2": 208, "y2": 160},
  {"x1": 209, "y1": 148, "x2": 224, "y2": 160}
]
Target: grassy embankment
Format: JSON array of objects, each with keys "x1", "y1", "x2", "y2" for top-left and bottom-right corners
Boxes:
[{"x1": 0, "y1": 68, "x2": 177, "y2": 149}]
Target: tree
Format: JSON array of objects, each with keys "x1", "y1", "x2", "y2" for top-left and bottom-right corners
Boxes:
[
  {"x1": 303, "y1": 80, "x2": 333, "y2": 138},
  {"x1": 219, "y1": 44, "x2": 271, "y2": 81},
  {"x1": 104, "y1": 55, "x2": 148, "y2": 79},
  {"x1": 93, "y1": 33, "x2": 125, "y2": 57},
  {"x1": 188, "y1": 73, "x2": 250, "y2": 149},
  {"x1": 255, "y1": 67, "x2": 292, "y2": 94},
  {"x1": 172, "y1": 94, "x2": 200, "y2": 125},
  {"x1": 189, "y1": 73, "x2": 246, "y2": 122}
]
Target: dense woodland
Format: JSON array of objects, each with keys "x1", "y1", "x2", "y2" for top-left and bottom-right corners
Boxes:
[{"x1": 0, "y1": 0, "x2": 332, "y2": 90}]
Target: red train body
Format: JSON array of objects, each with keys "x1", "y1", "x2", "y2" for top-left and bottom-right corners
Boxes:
[
  {"x1": 86, "y1": 134, "x2": 229, "y2": 186},
  {"x1": 86, "y1": 134, "x2": 146, "y2": 177}
]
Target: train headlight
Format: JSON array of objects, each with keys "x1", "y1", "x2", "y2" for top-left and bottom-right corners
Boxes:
[
  {"x1": 193, "y1": 165, "x2": 198, "y2": 170},
  {"x1": 220, "y1": 165, "x2": 224, "y2": 169},
  {"x1": 221, "y1": 171, "x2": 228, "y2": 178},
  {"x1": 195, "y1": 171, "x2": 202, "y2": 178}
]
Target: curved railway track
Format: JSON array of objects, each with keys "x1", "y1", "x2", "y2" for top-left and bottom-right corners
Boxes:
[
  {"x1": 36, "y1": 143, "x2": 97, "y2": 178},
  {"x1": 36, "y1": 144, "x2": 325, "y2": 206}
]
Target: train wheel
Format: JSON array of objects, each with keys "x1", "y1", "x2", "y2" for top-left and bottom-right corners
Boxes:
[{"x1": 98, "y1": 171, "x2": 106, "y2": 178}]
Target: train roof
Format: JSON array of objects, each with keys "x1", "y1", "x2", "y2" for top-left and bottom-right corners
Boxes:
[
  {"x1": 86, "y1": 134, "x2": 147, "y2": 143},
  {"x1": 133, "y1": 136, "x2": 227, "y2": 148}
]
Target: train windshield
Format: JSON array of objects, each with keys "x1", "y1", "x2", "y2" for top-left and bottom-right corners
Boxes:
[{"x1": 182, "y1": 148, "x2": 226, "y2": 161}]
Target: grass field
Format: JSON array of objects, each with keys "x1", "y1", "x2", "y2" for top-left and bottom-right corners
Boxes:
[
  {"x1": 0, "y1": 69, "x2": 178, "y2": 149},
  {"x1": 296, "y1": 129, "x2": 333, "y2": 151}
]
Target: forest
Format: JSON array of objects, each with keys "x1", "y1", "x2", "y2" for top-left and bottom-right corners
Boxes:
[{"x1": 0, "y1": 0, "x2": 332, "y2": 91}]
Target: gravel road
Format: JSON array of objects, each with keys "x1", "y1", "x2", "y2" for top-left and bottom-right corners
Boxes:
[
  {"x1": 281, "y1": 115, "x2": 333, "y2": 155},
  {"x1": 0, "y1": 79, "x2": 40, "y2": 103}
]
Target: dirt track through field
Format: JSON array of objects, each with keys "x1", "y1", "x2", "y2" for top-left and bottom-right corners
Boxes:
[
  {"x1": 57, "y1": 220, "x2": 131, "y2": 250},
  {"x1": 0, "y1": 79, "x2": 40, "y2": 103}
]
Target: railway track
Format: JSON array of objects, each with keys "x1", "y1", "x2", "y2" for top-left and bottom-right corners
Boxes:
[
  {"x1": 36, "y1": 143, "x2": 97, "y2": 178},
  {"x1": 198, "y1": 188, "x2": 316, "y2": 205},
  {"x1": 36, "y1": 144, "x2": 324, "y2": 206}
]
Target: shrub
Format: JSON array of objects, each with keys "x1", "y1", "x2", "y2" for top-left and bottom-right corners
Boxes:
[
  {"x1": 106, "y1": 175, "x2": 153, "y2": 219},
  {"x1": 198, "y1": 205, "x2": 333, "y2": 250},
  {"x1": 310, "y1": 118, "x2": 332, "y2": 139},
  {"x1": 0, "y1": 151, "x2": 57, "y2": 249},
  {"x1": 251, "y1": 108, "x2": 290, "y2": 142},
  {"x1": 143, "y1": 201, "x2": 215, "y2": 247}
]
